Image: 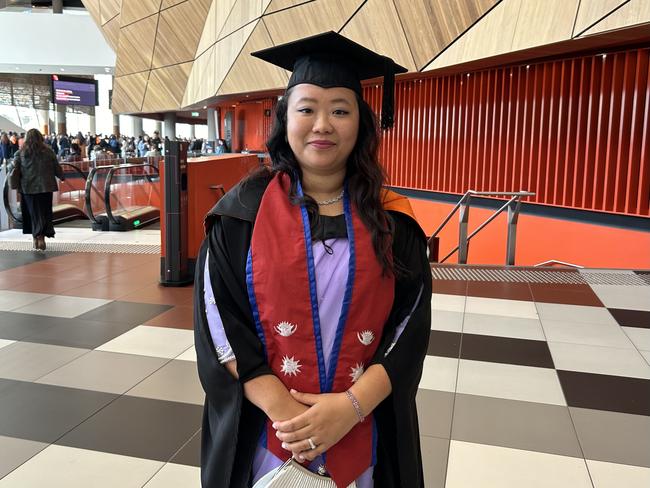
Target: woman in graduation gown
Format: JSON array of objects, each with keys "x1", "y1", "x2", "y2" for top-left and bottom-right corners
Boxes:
[{"x1": 193, "y1": 32, "x2": 432, "y2": 488}]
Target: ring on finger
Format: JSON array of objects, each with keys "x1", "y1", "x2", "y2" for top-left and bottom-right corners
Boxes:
[{"x1": 307, "y1": 437, "x2": 316, "y2": 450}]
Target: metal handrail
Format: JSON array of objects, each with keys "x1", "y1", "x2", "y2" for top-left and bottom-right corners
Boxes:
[
  {"x1": 428, "y1": 190, "x2": 535, "y2": 265},
  {"x1": 103, "y1": 163, "x2": 160, "y2": 226},
  {"x1": 84, "y1": 164, "x2": 117, "y2": 225},
  {"x1": 535, "y1": 259, "x2": 584, "y2": 268}
]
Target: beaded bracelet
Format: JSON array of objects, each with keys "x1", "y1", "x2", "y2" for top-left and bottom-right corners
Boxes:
[{"x1": 345, "y1": 390, "x2": 365, "y2": 423}]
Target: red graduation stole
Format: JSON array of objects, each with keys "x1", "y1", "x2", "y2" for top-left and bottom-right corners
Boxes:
[{"x1": 247, "y1": 173, "x2": 394, "y2": 487}]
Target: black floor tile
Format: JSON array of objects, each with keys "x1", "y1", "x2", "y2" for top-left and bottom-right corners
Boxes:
[
  {"x1": 427, "y1": 330, "x2": 461, "y2": 358},
  {"x1": 170, "y1": 429, "x2": 201, "y2": 467},
  {"x1": 460, "y1": 333, "x2": 555, "y2": 368},
  {"x1": 56, "y1": 395, "x2": 202, "y2": 462},
  {"x1": 608, "y1": 308, "x2": 650, "y2": 329},
  {"x1": 557, "y1": 370, "x2": 650, "y2": 417},
  {"x1": 75, "y1": 301, "x2": 172, "y2": 326},
  {"x1": 0, "y1": 251, "x2": 67, "y2": 271},
  {"x1": 21, "y1": 317, "x2": 139, "y2": 349},
  {"x1": 0, "y1": 312, "x2": 60, "y2": 341},
  {"x1": 0, "y1": 380, "x2": 116, "y2": 443}
]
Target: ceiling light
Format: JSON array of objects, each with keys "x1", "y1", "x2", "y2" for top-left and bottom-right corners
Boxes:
[
  {"x1": 203, "y1": 106, "x2": 207, "y2": 109},
  {"x1": 60, "y1": 68, "x2": 65, "y2": 71}
]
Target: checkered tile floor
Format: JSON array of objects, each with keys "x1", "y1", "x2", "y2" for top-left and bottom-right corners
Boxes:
[{"x1": 0, "y1": 246, "x2": 648, "y2": 487}]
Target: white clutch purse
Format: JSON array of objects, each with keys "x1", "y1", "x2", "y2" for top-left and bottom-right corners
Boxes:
[{"x1": 253, "y1": 458, "x2": 357, "y2": 488}]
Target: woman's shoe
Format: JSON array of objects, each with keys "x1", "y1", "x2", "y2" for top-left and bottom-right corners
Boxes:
[
  {"x1": 37, "y1": 236, "x2": 46, "y2": 251},
  {"x1": 33, "y1": 237, "x2": 39, "y2": 249}
]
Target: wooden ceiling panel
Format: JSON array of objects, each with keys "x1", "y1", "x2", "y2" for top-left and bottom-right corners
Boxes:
[
  {"x1": 263, "y1": 0, "x2": 313, "y2": 15},
  {"x1": 217, "y1": 0, "x2": 271, "y2": 41},
  {"x1": 111, "y1": 71, "x2": 148, "y2": 114},
  {"x1": 142, "y1": 62, "x2": 193, "y2": 112},
  {"x1": 120, "y1": 0, "x2": 161, "y2": 27},
  {"x1": 218, "y1": 22, "x2": 289, "y2": 95},
  {"x1": 195, "y1": 0, "x2": 217, "y2": 57},
  {"x1": 115, "y1": 15, "x2": 158, "y2": 76},
  {"x1": 161, "y1": 0, "x2": 186, "y2": 8},
  {"x1": 183, "y1": 45, "x2": 217, "y2": 107},
  {"x1": 393, "y1": 0, "x2": 498, "y2": 70},
  {"x1": 152, "y1": 0, "x2": 212, "y2": 68},
  {"x1": 263, "y1": 0, "x2": 364, "y2": 45},
  {"x1": 573, "y1": 0, "x2": 628, "y2": 36},
  {"x1": 423, "y1": 0, "x2": 520, "y2": 71},
  {"x1": 216, "y1": 0, "x2": 238, "y2": 39},
  {"x1": 340, "y1": 0, "x2": 416, "y2": 72},
  {"x1": 100, "y1": 0, "x2": 122, "y2": 25},
  {"x1": 102, "y1": 15, "x2": 121, "y2": 52},
  {"x1": 581, "y1": 0, "x2": 650, "y2": 37},
  {"x1": 81, "y1": 0, "x2": 101, "y2": 24},
  {"x1": 212, "y1": 20, "x2": 258, "y2": 96},
  {"x1": 511, "y1": 0, "x2": 580, "y2": 51}
]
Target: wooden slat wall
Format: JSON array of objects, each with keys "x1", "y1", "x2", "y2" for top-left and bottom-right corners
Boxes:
[{"x1": 364, "y1": 47, "x2": 650, "y2": 217}]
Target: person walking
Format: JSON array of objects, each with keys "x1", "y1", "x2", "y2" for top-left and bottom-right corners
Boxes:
[{"x1": 13, "y1": 128, "x2": 64, "y2": 250}]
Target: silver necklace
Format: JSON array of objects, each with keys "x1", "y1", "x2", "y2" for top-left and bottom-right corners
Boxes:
[{"x1": 315, "y1": 189, "x2": 345, "y2": 206}]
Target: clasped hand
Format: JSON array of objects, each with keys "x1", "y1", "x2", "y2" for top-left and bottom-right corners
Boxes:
[{"x1": 273, "y1": 389, "x2": 359, "y2": 462}]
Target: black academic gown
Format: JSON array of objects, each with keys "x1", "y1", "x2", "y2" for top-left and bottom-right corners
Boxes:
[{"x1": 193, "y1": 175, "x2": 432, "y2": 487}]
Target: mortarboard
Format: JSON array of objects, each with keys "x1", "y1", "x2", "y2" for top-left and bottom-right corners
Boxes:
[{"x1": 251, "y1": 31, "x2": 407, "y2": 129}]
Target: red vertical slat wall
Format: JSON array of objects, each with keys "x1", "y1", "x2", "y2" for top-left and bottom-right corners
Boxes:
[{"x1": 363, "y1": 47, "x2": 650, "y2": 218}]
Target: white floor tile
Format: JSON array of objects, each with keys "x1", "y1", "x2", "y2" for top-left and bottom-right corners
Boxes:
[
  {"x1": 175, "y1": 345, "x2": 197, "y2": 362},
  {"x1": 535, "y1": 303, "x2": 617, "y2": 325},
  {"x1": 12, "y1": 295, "x2": 111, "y2": 318},
  {"x1": 0, "y1": 445, "x2": 163, "y2": 488},
  {"x1": 0, "y1": 339, "x2": 16, "y2": 351},
  {"x1": 0, "y1": 342, "x2": 89, "y2": 382},
  {"x1": 641, "y1": 350, "x2": 650, "y2": 364},
  {"x1": 432, "y1": 293, "x2": 466, "y2": 313},
  {"x1": 548, "y1": 342, "x2": 650, "y2": 379},
  {"x1": 445, "y1": 441, "x2": 593, "y2": 488},
  {"x1": 431, "y1": 310, "x2": 464, "y2": 332},
  {"x1": 456, "y1": 359, "x2": 566, "y2": 406},
  {"x1": 463, "y1": 313, "x2": 545, "y2": 340},
  {"x1": 0, "y1": 436, "x2": 48, "y2": 479},
  {"x1": 125, "y1": 360, "x2": 204, "y2": 405},
  {"x1": 465, "y1": 296, "x2": 538, "y2": 319},
  {"x1": 418, "y1": 356, "x2": 458, "y2": 393},
  {"x1": 587, "y1": 459, "x2": 650, "y2": 488},
  {"x1": 622, "y1": 327, "x2": 650, "y2": 351},
  {"x1": 541, "y1": 320, "x2": 636, "y2": 349},
  {"x1": 590, "y1": 285, "x2": 650, "y2": 311},
  {"x1": 0, "y1": 290, "x2": 50, "y2": 312},
  {"x1": 143, "y1": 463, "x2": 200, "y2": 488},
  {"x1": 96, "y1": 325, "x2": 194, "y2": 359}
]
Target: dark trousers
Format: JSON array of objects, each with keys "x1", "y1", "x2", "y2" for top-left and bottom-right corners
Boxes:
[{"x1": 20, "y1": 192, "x2": 55, "y2": 238}]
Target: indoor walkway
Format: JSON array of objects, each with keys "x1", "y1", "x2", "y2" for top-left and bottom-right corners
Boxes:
[{"x1": 0, "y1": 244, "x2": 648, "y2": 487}]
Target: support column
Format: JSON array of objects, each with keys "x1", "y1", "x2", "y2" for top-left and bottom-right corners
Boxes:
[
  {"x1": 215, "y1": 108, "x2": 221, "y2": 139},
  {"x1": 89, "y1": 115, "x2": 96, "y2": 135},
  {"x1": 38, "y1": 109, "x2": 50, "y2": 135},
  {"x1": 56, "y1": 104, "x2": 66, "y2": 135},
  {"x1": 53, "y1": 0, "x2": 63, "y2": 14},
  {"x1": 189, "y1": 124, "x2": 195, "y2": 139},
  {"x1": 207, "y1": 107, "x2": 216, "y2": 144},
  {"x1": 132, "y1": 116, "x2": 143, "y2": 137},
  {"x1": 112, "y1": 113, "x2": 120, "y2": 137},
  {"x1": 154, "y1": 120, "x2": 163, "y2": 135},
  {"x1": 163, "y1": 112, "x2": 176, "y2": 140}
]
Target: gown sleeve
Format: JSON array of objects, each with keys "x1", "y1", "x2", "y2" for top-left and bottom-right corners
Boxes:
[{"x1": 369, "y1": 210, "x2": 432, "y2": 487}]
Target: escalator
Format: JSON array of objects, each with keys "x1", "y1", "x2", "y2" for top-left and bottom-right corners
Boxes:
[
  {"x1": 3, "y1": 162, "x2": 90, "y2": 227},
  {"x1": 85, "y1": 163, "x2": 160, "y2": 231}
]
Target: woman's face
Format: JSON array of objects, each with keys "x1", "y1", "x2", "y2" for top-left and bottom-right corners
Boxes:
[{"x1": 286, "y1": 84, "x2": 359, "y2": 177}]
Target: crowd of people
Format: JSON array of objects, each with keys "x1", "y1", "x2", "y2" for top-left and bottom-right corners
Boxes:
[{"x1": 1, "y1": 129, "x2": 230, "y2": 166}]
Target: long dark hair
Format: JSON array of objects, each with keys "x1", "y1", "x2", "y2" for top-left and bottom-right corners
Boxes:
[
  {"x1": 264, "y1": 87, "x2": 394, "y2": 274},
  {"x1": 22, "y1": 128, "x2": 49, "y2": 159}
]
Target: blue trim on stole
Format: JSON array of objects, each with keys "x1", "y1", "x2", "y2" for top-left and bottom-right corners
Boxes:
[
  {"x1": 246, "y1": 248, "x2": 268, "y2": 361},
  {"x1": 372, "y1": 416, "x2": 378, "y2": 466},
  {"x1": 324, "y1": 184, "x2": 355, "y2": 393},
  {"x1": 296, "y1": 182, "x2": 327, "y2": 392}
]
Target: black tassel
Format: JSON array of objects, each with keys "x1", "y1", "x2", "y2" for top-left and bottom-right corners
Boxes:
[{"x1": 381, "y1": 56, "x2": 396, "y2": 130}]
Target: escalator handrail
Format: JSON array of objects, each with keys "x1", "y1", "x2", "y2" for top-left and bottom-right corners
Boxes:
[
  {"x1": 2, "y1": 162, "x2": 21, "y2": 224},
  {"x1": 104, "y1": 163, "x2": 160, "y2": 226},
  {"x1": 84, "y1": 164, "x2": 116, "y2": 225}
]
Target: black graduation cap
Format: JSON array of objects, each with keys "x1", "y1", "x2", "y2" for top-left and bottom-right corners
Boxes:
[{"x1": 251, "y1": 31, "x2": 407, "y2": 129}]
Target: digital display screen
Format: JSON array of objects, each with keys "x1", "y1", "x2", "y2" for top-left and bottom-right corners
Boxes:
[{"x1": 51, "y1": 76, "x2": 98, "y2": 106}]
